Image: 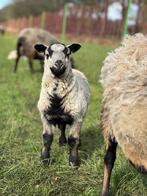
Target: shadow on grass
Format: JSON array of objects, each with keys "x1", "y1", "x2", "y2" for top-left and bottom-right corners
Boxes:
[{"x1": 80, "y1": 125, "x2": 104, "y2": 161}]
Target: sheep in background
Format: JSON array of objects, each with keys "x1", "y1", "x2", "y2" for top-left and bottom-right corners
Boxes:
[
  {"x1": 34, "y1": 42, "x2": 90, "y2": 166},
  {"x1": 100, "y1": 33, "x2": 147, "y2": 196},
  {"x1": 0, "y1": 25, "x2": 5, "y2": 35},
  {"x1": 13, "y1": 28, "x2": 57, "y2": 73}
]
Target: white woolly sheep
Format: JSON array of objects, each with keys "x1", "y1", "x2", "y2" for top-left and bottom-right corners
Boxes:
[
  {"x1": 34, "y1": 42, "x2": 90, "y2": 166},
  {"x1": 100, "y1": 33, "x2": 147, "y2": 196}
]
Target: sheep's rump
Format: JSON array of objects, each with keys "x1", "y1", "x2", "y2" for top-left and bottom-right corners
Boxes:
[{"x1": 100, "y1": 33, "x2": 147, "y2": 173}]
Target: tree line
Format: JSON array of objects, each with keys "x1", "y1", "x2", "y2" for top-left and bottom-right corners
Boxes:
[
  {"x1": 0, "y1": 0, "x2": 104, "y2": 22},
  {"x1": 0, "y1": 0, "x2": 146, "y2": 23}
]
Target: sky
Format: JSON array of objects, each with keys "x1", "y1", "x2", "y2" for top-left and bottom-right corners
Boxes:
[{"x1": 0, "y1": 0, "x2": 12, "y2": 9}]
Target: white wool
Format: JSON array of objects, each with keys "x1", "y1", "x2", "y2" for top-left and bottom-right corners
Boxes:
[
  {"x1": 8, "y1": 50, "x2": 27, "y2": 60},
  {"x1": 7, "y1": 50, "x2": 17, "y2": 60},
  {"x1": 38, "y1": 68, "x2": 90, "y2": 122},
  {"x1": 51, "y1": 44, "x2": 65, "y2": 51}
]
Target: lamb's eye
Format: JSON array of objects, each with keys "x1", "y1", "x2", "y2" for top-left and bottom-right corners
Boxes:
[
  {"x1": 46, "y1": 54, "x2": 49, "y2": 59},
  {"x1": 65, "y1": 54, "x2": 69, "y2": 59}
]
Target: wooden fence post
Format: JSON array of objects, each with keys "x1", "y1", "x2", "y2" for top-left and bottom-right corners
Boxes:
[
  {"x1": 29, "y1": 15, "x2": 33, "y2": 27},
  {"x1": 122, "y1": 0, "x2": 132, "y2": 40},
  {"x1": 61, "y1": 3, "x2": 68, "y2": 41},
  {"x1": 41, "y1": 12, "x2": 46, "y2": 29}
]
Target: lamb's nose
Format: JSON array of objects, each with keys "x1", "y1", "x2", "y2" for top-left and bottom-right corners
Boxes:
[{"x1": 55, "y1": 60, "x2": 63, "y2": 69}]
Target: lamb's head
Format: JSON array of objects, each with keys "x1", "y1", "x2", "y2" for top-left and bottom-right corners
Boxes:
[{"x1": 34, "y1": 42, "x2": 81, "y2": 78}]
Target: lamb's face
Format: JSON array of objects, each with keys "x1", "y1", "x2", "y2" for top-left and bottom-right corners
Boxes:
[
  {"x1": 45, "y1": 44, "x2": 70, "y2": 77},
  {"x1": 34, "y1": 42, "x2": 81, "y2": 78}
]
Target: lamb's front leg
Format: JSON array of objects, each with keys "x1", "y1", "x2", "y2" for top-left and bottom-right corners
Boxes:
[
  {"x1": 68, "y1": 121, "x2": 82, "y2": 167},
  {"x1": 40, "y1": 114, "x2": 53, "y2": 165}
]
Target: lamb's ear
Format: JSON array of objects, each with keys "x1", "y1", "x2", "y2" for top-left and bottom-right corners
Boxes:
[
  {"x1": 34, "y1": 44, "x2": 47, "y2": 53},
  {"x1": 68, "y1": 43, "x2": 81, "y2": 53}
]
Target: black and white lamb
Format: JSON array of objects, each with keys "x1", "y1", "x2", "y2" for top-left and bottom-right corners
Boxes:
[{"x1": 34, "y1": 42, "x2": 90, "y2": 166}]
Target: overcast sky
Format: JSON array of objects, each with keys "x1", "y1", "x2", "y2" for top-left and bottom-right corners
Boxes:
[{"x1": 0, "y1": 0, "x2": 12, "y2": 9}]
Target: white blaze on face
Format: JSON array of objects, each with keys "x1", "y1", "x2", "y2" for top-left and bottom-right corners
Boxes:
[
  {"x1": 51, "y1": 44, "x2": 65, "y2": 52},
  {"x1": 48, "y1": 44, "x2": 68, "y2": 65}
]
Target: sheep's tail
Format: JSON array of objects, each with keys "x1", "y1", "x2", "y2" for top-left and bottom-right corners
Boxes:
[{"x1": 123, "y1": 140, "x2": 147, "y2": 174}]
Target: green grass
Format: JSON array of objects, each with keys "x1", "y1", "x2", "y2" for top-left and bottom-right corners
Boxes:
[{"x1": 0, "y1": 35, "x2": 147, "y2": 196}]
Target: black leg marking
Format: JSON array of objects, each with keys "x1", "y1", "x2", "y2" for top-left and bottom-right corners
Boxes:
[
  {"x1": 58, "y1": 124, "x2": 67, "y2": 146},
  {"x1": 28, "y1": 59, "x2": 34, "y2": 73},
  {"x1": 68, "y1": 136, "x2": 81, "y2": 167},
  {"x1": 14, "y1": 55, "x2": 20, "y2": 72},
  {"x1": 101, "y1": 139, "x2": 117, "y2": 196},
  {"x1": 14, "y1": 38, "x2": 22, "y2": 73},
  {"x1": 41, "y1": 133, "x2": 53, "y2": 165}
]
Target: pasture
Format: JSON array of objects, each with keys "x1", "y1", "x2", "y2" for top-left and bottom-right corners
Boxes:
[{"x1": 0, "y1": 35, "x2": 147, "y2": 196}]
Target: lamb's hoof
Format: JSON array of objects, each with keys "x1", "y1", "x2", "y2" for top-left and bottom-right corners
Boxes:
[
  {"x1": 101, "y1": 190, "x2": 109, "y2": 196},
  {"x1": 40, "y1": 151, "x2": 50, "y2": 166},
  {"x1": 59, "y1": 137, "x2": 67, "y2": 146},
  {"x1": 69, "y1": 156, "x2": 80, "y2": 167}
]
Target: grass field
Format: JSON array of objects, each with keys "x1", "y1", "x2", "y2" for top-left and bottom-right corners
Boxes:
[{"x1": 0, "y1": 35, "x2": 147, "y2": 196}]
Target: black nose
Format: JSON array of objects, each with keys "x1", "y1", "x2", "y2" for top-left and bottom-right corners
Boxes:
[{"x1": 55, "y1": 60, "x2": 63, "y2": 69}]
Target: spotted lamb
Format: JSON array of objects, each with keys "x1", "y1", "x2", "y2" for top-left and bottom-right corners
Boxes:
[
  {"x1": 100, "y1": 33, "x2": 147, "y2": 196},
  {"x1": 34, "y1": 42, "x2": 90, "y2": 166}
]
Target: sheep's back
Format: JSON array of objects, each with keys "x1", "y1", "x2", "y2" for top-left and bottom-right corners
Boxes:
[
  {"x1": 100, "y1": 33, "x2": 147, "y2": 89},
  {"x1": 18, "y1": 28, "x2": 57, "y2": 58}
]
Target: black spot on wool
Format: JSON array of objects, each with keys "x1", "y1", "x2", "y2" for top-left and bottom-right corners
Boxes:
[
  {"x1": 45, "y1": 93, "x2": 74, "y2": 126},
  {"x1": 48, "y1": 93, "x2": 65, "y2": 115}
]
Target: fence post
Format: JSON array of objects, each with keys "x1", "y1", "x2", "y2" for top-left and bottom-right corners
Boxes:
[
  {"x1": 29, "y1": 15, "x2": 33, "y2": 27},
  {"x1": 122, "y1": 0, "x2": 132, "y2": 40},
  {"x1": 61, "y1": 3, "x2": 68, "y2": 41},
  {"x1": 41, "y1": 12, "x2": 46, "y2": 29}
]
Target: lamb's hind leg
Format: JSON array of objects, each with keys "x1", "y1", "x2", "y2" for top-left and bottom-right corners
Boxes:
[
  {"x1": 101, "y1": 138, "x2": 117, "y2": 196},
  {"x1": 40, "y1": 115, "x2": 53, "y2": 165},
  {"x1": 14, "y1": 55, "x2": 20, "y2": 72},
  {"x1": 68, "y1": 121, "x2": 81, "y2": 167},
  {"x1": 58, "y1": 124, "x2": 67, "y2": 146}
]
